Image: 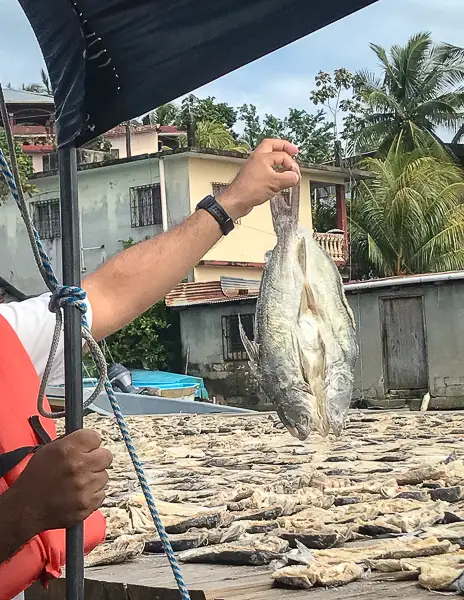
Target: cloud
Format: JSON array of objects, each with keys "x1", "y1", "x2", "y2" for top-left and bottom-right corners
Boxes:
[{"x1": 1, "y1": 0, "x2": 463, "y2": 126}]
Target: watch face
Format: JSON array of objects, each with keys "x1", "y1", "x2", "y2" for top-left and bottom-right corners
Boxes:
[{"x1": 197, "y1": 195, "x2": 234, "y2": 234}]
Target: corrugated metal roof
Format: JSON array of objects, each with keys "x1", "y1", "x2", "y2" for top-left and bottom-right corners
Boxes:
[
  {"x1": 4, "y1": 88, "x2": 54, "y2": 105},
  {"x1": 165, "y1": 277, "x2": 259, "y2": 308},
  {"x1": 220, "y1": 276, "x2": 260, "y2": 298}
]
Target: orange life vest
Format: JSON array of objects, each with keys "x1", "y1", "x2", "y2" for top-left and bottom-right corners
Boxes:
[{"x1": 0, "y1": 314, "x2": 106, "y2": 600}]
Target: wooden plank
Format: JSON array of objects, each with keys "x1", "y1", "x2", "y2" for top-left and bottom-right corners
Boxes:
[{"x1": 28, "y1": 577, "x2": 434, "y2": 600}]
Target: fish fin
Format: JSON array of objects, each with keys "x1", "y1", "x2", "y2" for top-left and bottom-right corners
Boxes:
[
  {"x1": 264, "y1": 249, "x2": 273, "y2": 264},
  {"x1": 238, "y1": 314, "x2": 259, "y2": 363},
  {"x1": 296, "y1": 316, "x2": 328, "y2": 434},
  {"x1": 300, "y1": 279, "x2": 318, "y2": 317},
  {"x1": 296, "y1": 316, "x2": 326, "y2": 388},
  {"x1": 270, "y1": 184, "x2": 300, "y2": 232}
]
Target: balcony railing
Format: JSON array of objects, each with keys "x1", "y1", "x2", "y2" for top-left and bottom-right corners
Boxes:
[{"x1": 315, "y1": 231, "x2": 346, "y2": 266}]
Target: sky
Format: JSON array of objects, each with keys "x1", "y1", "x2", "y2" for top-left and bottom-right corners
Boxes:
[{"x1": 0, "y1": 0, "x2": 463, "y2": 124}]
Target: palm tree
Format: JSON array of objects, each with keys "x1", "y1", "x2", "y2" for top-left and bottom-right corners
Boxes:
[
  {"x1": 354, "y1": 32, "x2": 464, "y2": 154},
  {"x1": 40, "y1": 68, "x2": 52, "y2": 96},
  {"x1": 179, "y1": 121, "x2": 249, "y2": 153},
  {"x1": 149, "y1": 103, "x2": 179, "y2": 126},
  {"x1": 22, "y1": 83, "x2": 44, "y2": 94},
  {"x1": 20, "y1": 70, "x2": 53, "y2": 96},
  {"x1": 350, "y1": 135, "x2": 464, "y2": 276}
]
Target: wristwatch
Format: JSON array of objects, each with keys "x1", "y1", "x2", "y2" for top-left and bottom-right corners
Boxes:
[{"x1": 196, "y1": 195, "x2": 235, "y2": 236}]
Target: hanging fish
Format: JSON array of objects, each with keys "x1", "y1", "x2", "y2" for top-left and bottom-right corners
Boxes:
[{"x1": 239, "y1": 185, "x2": 358, "y2": 440}]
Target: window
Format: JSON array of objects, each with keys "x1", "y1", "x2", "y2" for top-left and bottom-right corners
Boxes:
[
  {"x1": 130, "y1": 184, "x2": 162, "y2": 228},
  {"x1": 222, "y1": 313, "x2": 254, "y2": 361},
  {"x1": 32, "y1": 199, "x2": 61, "y2": 240}
]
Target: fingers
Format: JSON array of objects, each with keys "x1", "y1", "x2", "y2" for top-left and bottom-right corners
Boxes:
[
  {"x1": 67, "y1": 429, "x2": 102, "y2": 453},
  {"x1": 254, "y1": 138, "x2": 299, "y2": 157},
  {"x1": 89, "y1": 469, "x2": 110, "y2": 494},
  {"x1": 265, "y1": 151, "x2": 301, "y2": 177},
  {"x1": 88, "y1": 489, "x2": 106, "y2": 513},
  {"x1": 275, "y1": 170, "x2": 300, "y2": 190},
  {"x1": 87, "y1": 447, "x2": 113, "y2": 472}
]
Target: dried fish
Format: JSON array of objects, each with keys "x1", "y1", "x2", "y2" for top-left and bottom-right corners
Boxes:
[
  {"x1": 84, "y1": 534, "x2": 145, "y2": 568},
  {"x1": 165, "y1": 511, "x2": 234, "y2": 535},
  {"x1": 239, "y1": 185, "x2": 358, "y2": 440},
  {"x1": 178, "y1": 536, "x2": 289, "y2": 566},
  {"x1": 273, "y1": 561, "x2": 363, "y2": 589},
  {"x1": 145, "y1": 531, "x2": 209, "y2": 553},
  {"x1": 276, "y1": 527, "x2": 350, "y2": 550}
]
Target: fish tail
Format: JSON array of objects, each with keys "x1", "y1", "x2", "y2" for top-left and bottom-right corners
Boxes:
[{"x1": 270, "y1": 184, "x2": 300, "y2": 233}]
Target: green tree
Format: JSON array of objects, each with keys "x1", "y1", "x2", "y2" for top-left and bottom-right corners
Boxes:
[
  {"x1": 239, "y1": 104, "x2": 286, "y2": 148},
  {"x1": 310, "y1": 68, "x2": 355, "y2": 141},
  {"x1": 0, "y1": 131, "x2": 35, "y2": 203},
  {"x1": 149, "y1": 103, "x2": 180, "y2": 126},
  {"x1": 180, "y1": 120, "x2": 249, "y2": 153},
  {"x1": 20, "y1": 71, "x2": 53, "y2": 96},
  {"x1": 238, "y1": 104, "x2": 333, "y2": 163},
  {"x1": 177, "y1": 95, "x2": 237, "y2": 131},
  {"x1": 286, "y1": 109, "x2": 334, "y2": 164},
  {"x1": 104, "y1": 301, "x2": 180, "y2": 371},
  {"x1": 353, "y1": 32, "x2": 464, "y2": 154},
  {"x1": 350, "y1": 136, "x2": 464, "y2": 277},
  {"x1": 83, "y1": 135, "x2": 112, "y2": 153},
  {"x1": 40, "y1": 69, "x2": 52, "y2": 96},
  {"x1": 21, "y1": 83, "x2": 45, "y2": 94}
]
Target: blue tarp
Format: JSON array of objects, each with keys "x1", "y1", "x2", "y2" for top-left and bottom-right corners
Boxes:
[{"x1": 131, "y1": 370, "x2": 209, "y2": 400}]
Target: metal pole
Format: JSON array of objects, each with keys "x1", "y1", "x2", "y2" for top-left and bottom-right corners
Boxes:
[
  {"x1": 58, "y1": 146, "x2": 84, "y2": 600},
  {"x1": 125, "y1": 121, "x2": 132, "y2": 158}
]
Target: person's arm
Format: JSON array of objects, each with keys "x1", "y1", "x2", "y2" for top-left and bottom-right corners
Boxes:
[{"x1": 84, "y1": 139, "x2": 300, "y2": 341}]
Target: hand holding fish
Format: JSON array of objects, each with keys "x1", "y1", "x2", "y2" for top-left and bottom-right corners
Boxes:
[{"x1": 219, "y1": 139, "x2": 301, "y2": 220}]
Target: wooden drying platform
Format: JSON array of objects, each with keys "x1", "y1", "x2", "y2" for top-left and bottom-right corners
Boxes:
[
  {"x1": 26, "y1": 410, "x2": 464, "y2": 600},
  {"x1": 27, "y1": 555, "x2": 433, "y2": 600}
]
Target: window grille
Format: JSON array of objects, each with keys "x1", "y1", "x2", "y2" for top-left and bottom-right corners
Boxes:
[
  {"x1": 32, "y1": 199, "x2": 61, "y2": 239},
  {"x1": 130, "y1": 183, "x2": 162, "y2": 227},
  {"x1": 222, "y1": 313, "x2": 254, "y2": 361}
]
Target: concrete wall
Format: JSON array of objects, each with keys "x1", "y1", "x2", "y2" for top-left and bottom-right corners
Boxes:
[
  {"x1": 29, "y1": 153, "x2": 44, "y2": 173},
  {"x1": 108, "y1": 131, "x2": 159, "y2": 159},
  {"x1": 0, "y1": 157, "x2": 163, "y2": 295},
  {"x1": 164, "y1": 155, "x2": 191, "y2": 227},
  {"x1": 347, "y1": 281, "x2": 464, "y2": 408},
  {"x1": 188, "y1": 155, "x2": 314, "y2": 282},
  {"x1": 179, "y1": 300, "x2": 262, "y2": 407}
]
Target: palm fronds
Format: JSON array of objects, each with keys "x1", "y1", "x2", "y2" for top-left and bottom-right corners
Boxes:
[{"x1": 350, "y1": 139, "x2": 464, "y2": 276}]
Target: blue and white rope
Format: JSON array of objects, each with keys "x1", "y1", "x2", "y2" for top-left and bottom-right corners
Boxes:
[{"x1": 0, "y1": 148, "x2": 191, "y2": 600}]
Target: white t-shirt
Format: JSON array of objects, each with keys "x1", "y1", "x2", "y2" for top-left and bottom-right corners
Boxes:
[
  {"x1": 1, "y1": 294, "x2": 93, "y2": 600},
  {"x1": 0, "y1": 293, "x2": 93, "y2": 384}
]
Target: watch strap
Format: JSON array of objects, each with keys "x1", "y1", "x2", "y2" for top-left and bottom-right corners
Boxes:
[{"x1": 196, "y1": 195, "x2": 235, "y2": 236}]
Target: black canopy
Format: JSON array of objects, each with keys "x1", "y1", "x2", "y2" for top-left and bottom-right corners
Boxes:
[{"x1": 18, "y1": 0, "x2": 380, "y2": 148}]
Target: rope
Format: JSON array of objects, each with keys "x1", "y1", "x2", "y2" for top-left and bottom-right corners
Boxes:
[{"x1": 0, "y1": 119, "x2": 190, "y2": 600}]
